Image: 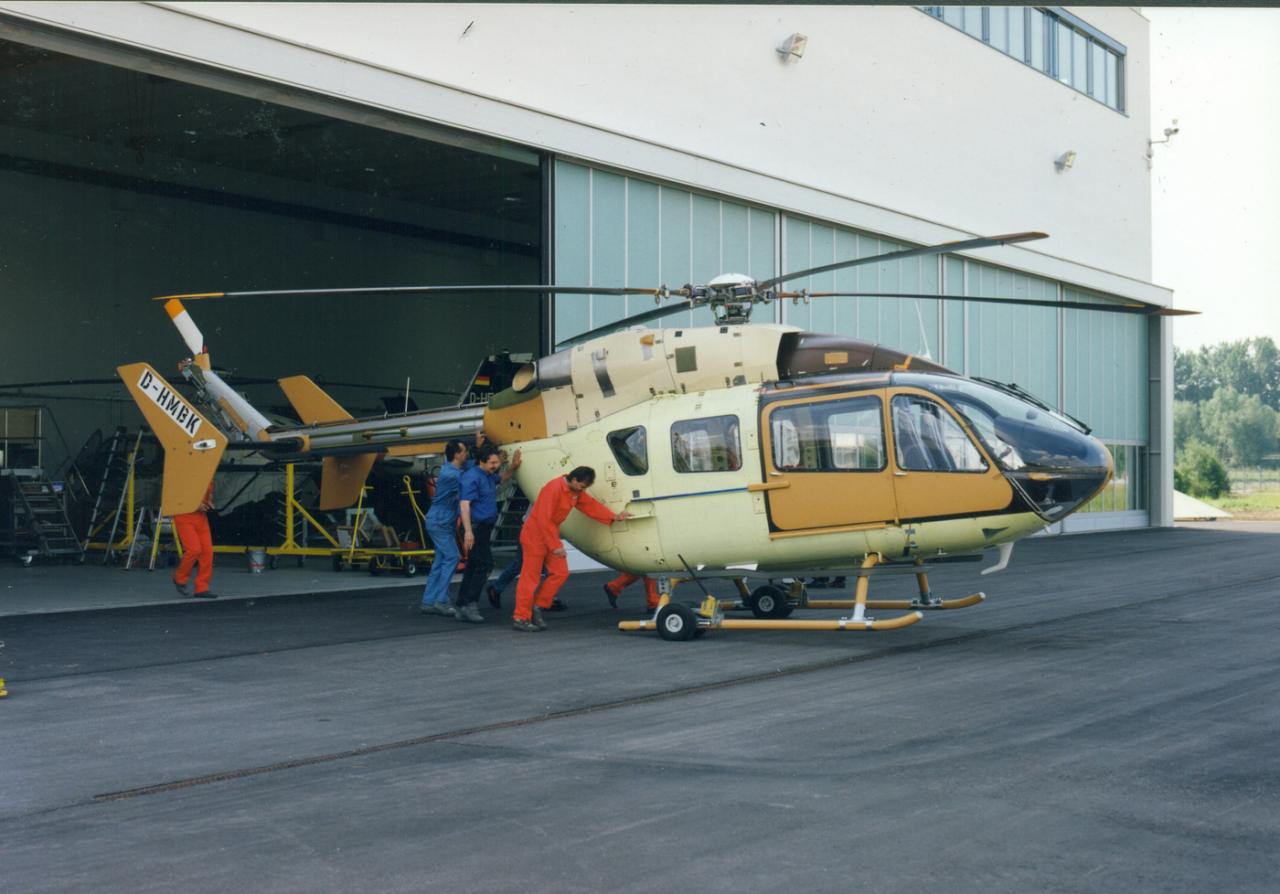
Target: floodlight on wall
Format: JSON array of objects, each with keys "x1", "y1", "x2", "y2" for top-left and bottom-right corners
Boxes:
[
  {"x1": 777, "y1": 33, "x2": 808, "y2": 63},
  {"x1": 1054, "y1": 150, "x2": 1078, "y2": 172},
  {"x1": 1146, "y1": 118, "x2": 1180, "y2": 169}
]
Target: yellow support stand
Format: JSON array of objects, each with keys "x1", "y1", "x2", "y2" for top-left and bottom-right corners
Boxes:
[{"x1": 0, "y1": 678, "x2": 7, "y2": 698}]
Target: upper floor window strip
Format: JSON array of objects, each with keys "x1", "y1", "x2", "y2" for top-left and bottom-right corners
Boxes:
[{"x1": 918, "y1": 7, "x2": 1125, "y2": 113}]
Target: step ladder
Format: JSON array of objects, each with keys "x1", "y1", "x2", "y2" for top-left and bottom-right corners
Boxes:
[
  {"x1": 124, "y1": 507, "x2": 182, "y2": 571},
  {"x1": 1, "y1": 474, "x2": 84, "y2": 564},
  {"x1": 84, "y1": 429, "x2": 144, "y2": 564}
]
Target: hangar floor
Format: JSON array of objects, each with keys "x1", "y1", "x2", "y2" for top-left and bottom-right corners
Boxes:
[{"x1": 2, "y1": 522, "x2": 1278, "y2": 893}]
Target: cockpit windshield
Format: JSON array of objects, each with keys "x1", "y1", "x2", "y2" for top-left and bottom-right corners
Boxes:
[{"x1": 897, "y1": 374, "x2": 1109, "y2": 473}]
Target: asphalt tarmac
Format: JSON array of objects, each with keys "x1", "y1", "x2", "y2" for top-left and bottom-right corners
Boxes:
[{"x1": 2, "y1": 522, "x2": 1278, "y2": 893}]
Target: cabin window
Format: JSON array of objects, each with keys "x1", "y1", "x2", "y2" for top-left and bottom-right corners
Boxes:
[
  {"x1": 671, "y1": 415, "x2": 741, "y2": 473},
  {"x1": 769, "y1": 396, "x2": 885, "y2": 472},
  {"x1": 891, "y1": 395, "x2": 987, "y2": 472},
  {"x1": 607, "y1": 426, "x2": 648, "y2": 476}
]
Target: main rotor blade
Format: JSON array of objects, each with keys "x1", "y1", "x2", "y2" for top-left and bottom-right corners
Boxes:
[
  {"x1": 758, "y1": 231, "x2": 1048, "y2": 290},
  {"x1": 791, "y1": 290, "x2": 1198, "y2": 316},
  {"x1": 153, "y1": 284, "x2": 665, "y2": 302},
  {"x1": 554, "y1": 298, "x2": 700, "y2": 348}
]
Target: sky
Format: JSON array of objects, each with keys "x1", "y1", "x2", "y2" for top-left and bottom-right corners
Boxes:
[{"x1": 1146, "y1": 7, "x2": 1280, "y2": 350}]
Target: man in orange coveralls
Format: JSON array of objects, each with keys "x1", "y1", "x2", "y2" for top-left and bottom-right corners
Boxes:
[
  {"x1": 172, "y1": 480, "x2": 217, "y2": 599},
  {"x1": 603, "y1": 573, "x2": 660, "y2": 613},
  {"x1": 513, "y1": 466, "x2": 630, "y2": 632}
]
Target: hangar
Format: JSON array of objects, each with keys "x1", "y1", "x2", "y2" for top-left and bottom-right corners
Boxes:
[{"x1": 0, "y1": 3, "x2": 1173, "y2": 555}]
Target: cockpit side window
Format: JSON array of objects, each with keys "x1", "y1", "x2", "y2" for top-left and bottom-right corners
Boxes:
[
  {"x1": 671, "y1": 415, "x2": 741, "y2": 473},
  {"x1": 607, "y1": 426, "x2": 648, "y2": 476},
  {"x1": 891, "y1": 395, "x2": 987, "y2": 472},
  {"x1": 769, "y1": 396, "x2": 885, "y2": 472}
]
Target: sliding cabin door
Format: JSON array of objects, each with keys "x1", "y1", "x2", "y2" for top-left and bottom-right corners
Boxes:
[{"x1": 760, "y1": 390, "x2": 898, "y2": 531}]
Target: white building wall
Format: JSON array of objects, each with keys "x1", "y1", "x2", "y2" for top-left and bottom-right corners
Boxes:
[
  {"x1": 0, "y1": 2, "x2": 1168, "y2": 306},
  {"x1": 158, "y1": 3, "x2": 1155, "y2": 279}
]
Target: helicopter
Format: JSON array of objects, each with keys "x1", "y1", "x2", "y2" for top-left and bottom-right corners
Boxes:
[{"x1": 118, "y1": 231, "x2": 1191, "y2": 640}]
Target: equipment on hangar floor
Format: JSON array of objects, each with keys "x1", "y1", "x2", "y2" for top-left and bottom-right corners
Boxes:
[{"x1": 116, "y1": 231, "x2": 1195, "y2": 639}]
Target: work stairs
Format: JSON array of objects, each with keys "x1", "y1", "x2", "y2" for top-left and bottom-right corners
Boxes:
[
  {"x1": 491, "y1": 486, "x2": 529, "y2": 556},
  {"x1": 0, "y1": 475, "x2": 84, "y2": 564}
]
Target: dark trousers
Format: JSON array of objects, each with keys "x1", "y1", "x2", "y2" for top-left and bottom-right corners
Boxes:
[{"x1": 456, "y1": 521, "x2": 494, "y2": 607}]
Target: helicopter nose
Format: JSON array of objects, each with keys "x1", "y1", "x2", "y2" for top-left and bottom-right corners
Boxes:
[{"x1": 1006, "y1": 433, "x2": 1112, "y2": 521}]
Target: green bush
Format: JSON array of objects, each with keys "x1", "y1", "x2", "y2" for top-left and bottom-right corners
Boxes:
[{"x1": 1176, "y1": 440, "x2": 1231, "y2": 498}]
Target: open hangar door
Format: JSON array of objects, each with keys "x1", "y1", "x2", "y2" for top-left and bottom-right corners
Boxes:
[{"x1": 0, "y1": 35, "x2": 544, "y2": 478}]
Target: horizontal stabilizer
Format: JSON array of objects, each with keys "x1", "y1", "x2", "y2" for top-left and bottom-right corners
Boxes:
[
  {"x1": 320, "y1": 454, "x2": 377, "y2": 510},
  {"x1": 279, "y1": 376, "x2": 352, "y2": 424},
  {"x1": 118, "y1": 362, "x2": 227, "y2": 515}
]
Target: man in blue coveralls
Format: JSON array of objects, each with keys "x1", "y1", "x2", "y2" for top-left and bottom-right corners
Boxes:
[
  {"x1": 454, "y1": 442, "x2": 522, "y2": 623},
  {"x1": 420, "y1": 439, "x2": 472, "y2": 616}
]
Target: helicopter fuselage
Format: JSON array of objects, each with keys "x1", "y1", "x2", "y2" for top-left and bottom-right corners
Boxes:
[{"x1": 489, "y1": 325, "x2": 1111, "y2": 576}]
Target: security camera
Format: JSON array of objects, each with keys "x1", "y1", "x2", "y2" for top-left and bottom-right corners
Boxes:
[{"x1": 1163, "y1": 119, "x2": 1180, "y2": 139}]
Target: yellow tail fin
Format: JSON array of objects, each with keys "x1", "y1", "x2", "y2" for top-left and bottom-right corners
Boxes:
[
  {"x1": 118, "y1": 363, "x2": 227, "y2": 516},
  {"x1": 279, "y1": 375, "x2": 352, "y2": 424},
  {"x1": 278, "y1": 376, "x2": 378, "y2": 509}
]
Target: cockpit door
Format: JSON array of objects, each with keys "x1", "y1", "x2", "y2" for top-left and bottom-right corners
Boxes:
[
  {"x1": 760, "y1": 389, "x2": 898, "y2": 531},
  {"x1": 887, "y1": 388, "x2": 1013, "y2": 521}
]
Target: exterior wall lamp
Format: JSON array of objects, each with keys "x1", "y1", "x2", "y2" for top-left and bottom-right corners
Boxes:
[
  {"x1": 777, "y1": 33, "x2": 808, "y2": 63},
  {"x1": 1055, "y1": 150, "x2": 1078, "y2": 172}
]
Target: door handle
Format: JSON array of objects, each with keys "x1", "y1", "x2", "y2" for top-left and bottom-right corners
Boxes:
[
  {"x1": 768, "y1": 471, "x2": 784, "y2": 477},
  {"x1": 894, "y1": 471, "x2": 908, "y2": 477}
]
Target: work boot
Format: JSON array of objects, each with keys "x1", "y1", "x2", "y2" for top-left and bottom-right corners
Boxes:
[
  {"x1": 420, "y1": 603, "x2": 450, "y2": 616},
  {"x1": 486, "y1": 585, "x2": 501, "y2": 608},
  {"x1": 458, "y1": 603, "x2": 485, "y2": 624},
  {"x1": 172, "y1": 578, "x2": 188, "y2": 597},
  {"x1": 547, "y1": 599, "x2": 568, "y2": 612},
  {"x1": 512, "y1": 618, "x2": 542, "y2": 632},
  {"x1": 531, "y1": 606, "x2": 547, "y2": 629},
  {"x1": 603, "y1": 585, "x2": 618, "y2": 610},
  {"x1": 192, "y1": 591, "x2": 218, "y2": 599}
]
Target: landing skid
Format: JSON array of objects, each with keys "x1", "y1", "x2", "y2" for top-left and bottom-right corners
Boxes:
[{"x1": 618, "y1": 556, "x2": 986, "y2": 641}]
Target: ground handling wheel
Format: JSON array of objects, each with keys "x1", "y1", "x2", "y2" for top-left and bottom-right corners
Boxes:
[
  {"x1": 402, "y1": 559, "x2": 418, "y2": 577},
  {"x1": 748, "y1": 584, "x2": 793, "y2": 619},
  {"x1": 369, "y1": 556, "x2": 384, "y2": 576},
  {"x1": 331, "y1": 554, "x2": 345, "y2": 572},
  {"x1": 656, "y1": 603, "x2": 700, "y2": 641}
]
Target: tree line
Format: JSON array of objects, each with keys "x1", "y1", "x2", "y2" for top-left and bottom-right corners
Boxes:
[{"x1": 1174, "y1": 336, "x2": 1279, "y2": 497}]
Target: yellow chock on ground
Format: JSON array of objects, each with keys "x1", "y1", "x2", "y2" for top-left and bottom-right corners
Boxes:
[{"x1": 0, "y1": 678, "x2": 8, "y2": 698}]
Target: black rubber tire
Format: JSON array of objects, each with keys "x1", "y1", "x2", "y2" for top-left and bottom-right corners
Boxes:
[
  {"x1": 331, "y1": 554, "x2": 344, "y2": 572},
  {"x1": 749, "y1": 584, "x2": 793, "y2": 619},
  {"x1": 403, "y1": 560, "x2": 418, "y2": 577},
  {"x1": 369, "y1": 557, "x2": 383, "y2": 576},
  {"x1": 656, "y1": 603, "x2": 699, "y2": 641}
]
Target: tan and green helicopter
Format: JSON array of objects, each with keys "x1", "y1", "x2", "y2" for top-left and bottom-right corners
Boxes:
[{"x1": 119, "y1": 232, "x2": 1189, "y2": 640}]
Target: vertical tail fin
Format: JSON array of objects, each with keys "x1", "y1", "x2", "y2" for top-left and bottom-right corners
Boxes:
[
  {"x1": 118, "y1": 362, "x2": 227, "y2": 516},
  {"x1": 278, "y1": 375, "x2": 377, "y2": 509}
]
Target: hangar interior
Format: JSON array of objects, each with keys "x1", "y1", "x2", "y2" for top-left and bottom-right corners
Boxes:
[
  {"x1": 0, "y1": 37, "x2": 544, "y2": 481},
  {"x1": 1, "y1": 24, "x2": 1151, "y2": 560}
]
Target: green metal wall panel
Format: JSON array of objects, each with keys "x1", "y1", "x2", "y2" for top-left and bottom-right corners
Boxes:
[
  {"x1": 782, "y1": 218, "x2": 939, "y2": 360},
  {"x1": 964, "y1": 259, "x2": 1058, "y2": 408},
  {"x1": 554, "y1": 160, "x2": 775, "y2": 342},
  {"x1": 1063, "y1": 287, "x2": 1149, "y2": 441}
]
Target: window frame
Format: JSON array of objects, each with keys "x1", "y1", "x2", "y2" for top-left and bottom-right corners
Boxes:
[
  {"x1": 606, "y1": 425, "x2": 649, "y2": 477},
  {"x1": 890, "y1": 393, "x2": 991, "y2": 474},
  {"x1": 767, "y1": 394, "x2": 888, "y2": 474},
  {"x1": 918, "y1": 6, "x2": 1126, "y2": 113},
  {"x1": 670, "y1": 414, "x2": 743, "y2": 475}
]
